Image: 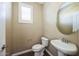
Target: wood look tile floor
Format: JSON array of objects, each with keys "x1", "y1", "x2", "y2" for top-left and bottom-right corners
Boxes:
[{"x1": 18, "y1": 51, "x2": 50, "y2": 56}]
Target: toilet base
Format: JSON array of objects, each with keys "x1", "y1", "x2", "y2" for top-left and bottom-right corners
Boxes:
[
  {"x1": 34, "y1": 49, "x2": 45, "y2": 56},
  {"x1": 34, "y1": 52, "x2": 44, "y2": 56}
]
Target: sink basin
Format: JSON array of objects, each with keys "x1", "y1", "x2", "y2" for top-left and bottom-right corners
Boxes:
[{"x1": 51, "y1": 39, "x2": 78, "y2": 55}]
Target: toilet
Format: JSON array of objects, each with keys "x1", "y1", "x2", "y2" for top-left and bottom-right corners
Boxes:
[{"x1": 32, "y1": 37, "x2": 48, "y2": 56}]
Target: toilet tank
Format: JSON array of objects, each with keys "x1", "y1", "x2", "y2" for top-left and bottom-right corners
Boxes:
[{"x1": 41, "y1": 37, "x2": 48, "y2": 47}]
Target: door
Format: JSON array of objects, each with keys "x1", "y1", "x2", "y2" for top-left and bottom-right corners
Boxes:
[{"x1": 0, "y1": 2, "x2": 6, "y2": 56}]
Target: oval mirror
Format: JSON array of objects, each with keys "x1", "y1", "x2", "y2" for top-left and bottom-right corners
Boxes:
[{"x1": 57, "y1": 2, "x2": 79, "y2": 35}]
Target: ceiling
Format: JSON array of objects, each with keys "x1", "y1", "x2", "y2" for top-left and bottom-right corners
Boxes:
[{"x1": 37, "y1": 2, "x2": 45, "y2": 4}]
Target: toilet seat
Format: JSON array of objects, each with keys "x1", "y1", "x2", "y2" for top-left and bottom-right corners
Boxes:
[{"x1": 32, "y1": 44, "x2": 44, "y2": 52}]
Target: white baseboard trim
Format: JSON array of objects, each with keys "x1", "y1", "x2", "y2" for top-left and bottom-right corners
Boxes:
[
  {"x1": 11, "y1": 49, "x2": 32, "y2": 56},
  {"x1": 11, "y1": 49, "x2": 53, "y2": 56},
  {"x1": 46, "y1": 49, "x2": 53, "y2": 56}
]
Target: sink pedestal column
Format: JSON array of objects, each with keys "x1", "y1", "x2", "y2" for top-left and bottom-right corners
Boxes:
[{"x1": 58, "y1": 51, "x2": 65, "y2": 56}]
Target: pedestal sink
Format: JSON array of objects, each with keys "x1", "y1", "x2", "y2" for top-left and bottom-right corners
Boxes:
[{"x1": 50, "y1": 39, "x2": 78, "y2": 56}]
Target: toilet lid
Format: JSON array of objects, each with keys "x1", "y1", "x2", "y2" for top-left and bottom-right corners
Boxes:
[{"x1": 32, "y1": 44, "x2": 44, "y2": 51}]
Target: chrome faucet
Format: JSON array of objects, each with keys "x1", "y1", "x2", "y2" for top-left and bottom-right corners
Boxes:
[{"x1": 61, "y1": 38, "x2": 69, "y2": 43}]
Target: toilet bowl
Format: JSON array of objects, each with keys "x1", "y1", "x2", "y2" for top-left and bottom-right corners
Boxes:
[{"x1": 32, "y1": 37, "x2": 48, "y2": 56}]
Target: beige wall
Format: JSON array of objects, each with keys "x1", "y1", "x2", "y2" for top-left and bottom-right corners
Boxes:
[
  {"x1": 6, "y1": 3, "x2": 13, "y2": 55},
  {"x1": 43, "y1": 2, "x2": 79, "y2": 55},
  {"x1": 6, "y1": 2, "x2": 43, "y2": 54}
]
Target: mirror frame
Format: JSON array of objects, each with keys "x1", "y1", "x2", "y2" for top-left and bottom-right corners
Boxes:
[{"x1": 57, "y1": 3, "x2": 75, "y2": 35}]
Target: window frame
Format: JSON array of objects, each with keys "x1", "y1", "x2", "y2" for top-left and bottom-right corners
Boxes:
[{"x1": 18, "y1": 3, "x2": 33, "y2": 23}]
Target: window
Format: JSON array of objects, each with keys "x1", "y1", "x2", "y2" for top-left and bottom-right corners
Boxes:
[{"x1": 18, "y1": 3, "x2": 33, "y2": 23}]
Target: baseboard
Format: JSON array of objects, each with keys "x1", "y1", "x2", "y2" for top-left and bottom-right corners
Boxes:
[
  {"x1": 11, "y1": 49, "x2": 32, "y2": 56},
  {"x1": 11, "y1": 49, "x2": 53, "y2": 56},
  {"x1": 46, "y1": 49, "x2": 53, "y2": 56}
]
